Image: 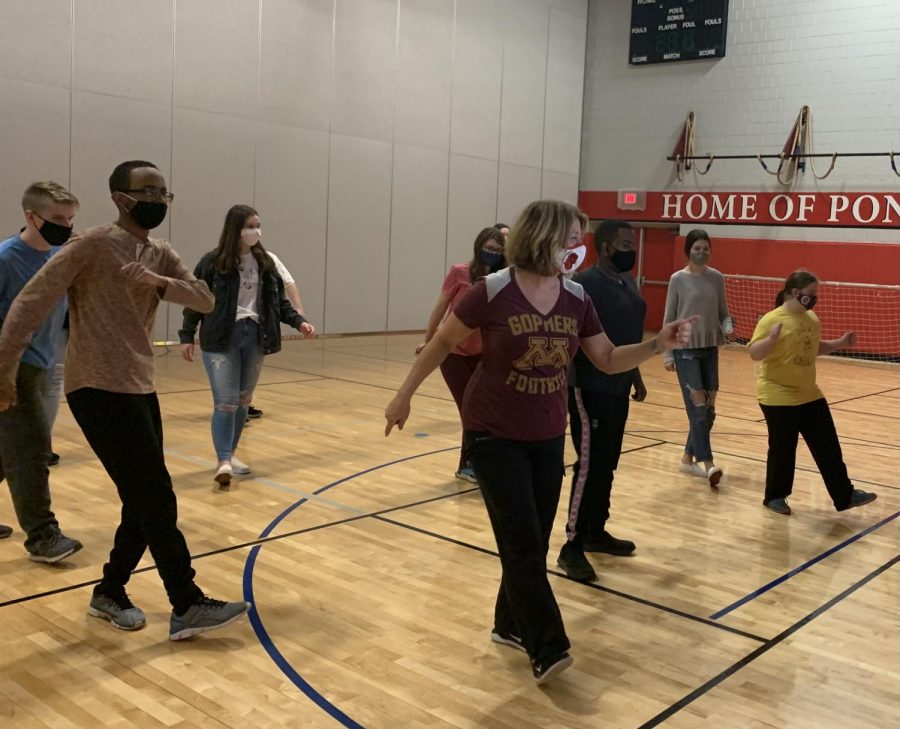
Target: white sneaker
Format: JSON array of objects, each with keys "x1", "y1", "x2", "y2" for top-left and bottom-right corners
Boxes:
[
  {"x1": 707, "y1": 466, "x2": 723, "y2": 487},
  {"x1": 678, "y1": 462, "x2": 707, "y2": 477},
  {"x1": 231, "y1": 457, "x2": 251, "y2": 475},
  {"x1": 215, "y1": 461, "x2": 232, "y2": 485}
]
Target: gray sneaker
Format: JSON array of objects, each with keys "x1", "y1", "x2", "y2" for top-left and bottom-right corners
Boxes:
[
  {"x1": 88, "y1": 590, "x2": 147, "y2": 631},
  {"x1": 28, "y1": 531, "x2": 83, "y2": 563},
  {"x1": 169, "y1": 597, "x2": 251, "y2": 641}
]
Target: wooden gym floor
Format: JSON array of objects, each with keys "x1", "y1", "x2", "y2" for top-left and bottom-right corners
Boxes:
[{"x1": 1, "y1": 334, "x2": 898, "y2": 728}]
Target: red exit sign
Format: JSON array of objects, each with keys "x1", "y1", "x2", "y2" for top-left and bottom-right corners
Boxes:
[{"x1": 617, "y1": 189, "x2": 646, "y2": 210}]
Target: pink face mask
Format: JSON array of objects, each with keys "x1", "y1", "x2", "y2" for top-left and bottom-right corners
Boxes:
[
  {"x1": 555, "y1": 244, "x2": 586, "y2": 275},
  {"x1": 241, "y1": 228, "x2": 261, "y2": 245}
]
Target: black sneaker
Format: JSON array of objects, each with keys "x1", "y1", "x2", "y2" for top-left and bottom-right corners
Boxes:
[
  {"x1": 764, "y1": 497, "x2": 792, "y2": 515},
  {"x1": 557, "y1": 544, "x2": 597, "y2": 582},
  {"x1": 839, "y1": 489, "x2": 877, "y2": 511},
  {"x1": 27, "y1": 531, "x2": 83, "y2": 563},
  {"x1": 247, "y1": 406, "x2": 263, "y2": 419},
  {"x1": 490, "y1": 628, "x2": 526, "y2": 653},
  {"x1": 0, "y1": 524, "x2": 11, "y2": 539},
  {"x1": 532, "y1": 652, "x2": 573, "y2": 684},
  {"x1": 169, "y1": 596, "x2": 251, "y2": 641},
  {"x1": 48, "y1": 452, "x2": 60, "y2": 467},
  {"x1": 582, "y1": 531, "x2": 636, "y2": 556},
  {"x1": 88, "y1": 589, "x2": 147, "y2": 630}
]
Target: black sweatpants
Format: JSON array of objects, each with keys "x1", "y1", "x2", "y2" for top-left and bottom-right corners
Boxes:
[
  {"x1": 67, "y1": 388, "x2": 203, "y2": 613},
  {"x1": 565, "y1": 387, "x2": 630, "y2": 548},
  {"x1": 466, "y1": 430, "x2": 570, "y2": 663},
  {"x1": 759, "y1": 397, "x2": 854, "y2": 510},
  {"x1": 439, "y1": 353, "x2": 480, "y2": 470}
]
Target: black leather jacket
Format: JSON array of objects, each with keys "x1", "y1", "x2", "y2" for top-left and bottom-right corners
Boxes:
[{"x1": 178, "y1": 251, "x2": 306, "y2": 354}]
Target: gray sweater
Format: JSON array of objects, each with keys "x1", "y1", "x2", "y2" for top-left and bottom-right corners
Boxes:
[{"x1": 663, "y1": 267, "x2": 730, "y2": 360}]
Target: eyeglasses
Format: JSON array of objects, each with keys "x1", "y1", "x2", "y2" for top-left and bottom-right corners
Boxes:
[{"x1": 123, "y1": 187, "x2": 175, "y2": 203}]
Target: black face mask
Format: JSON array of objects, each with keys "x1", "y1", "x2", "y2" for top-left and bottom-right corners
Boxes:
[
  {"x1": 797, "y1": 292, "x2": 817, "y2": 310},
  {"x1": 35, "y1": 216, "x2": 73, "y2": 246},
  {"x1": 609, "y1": 248, "x2": 636, "y2": 273},
  {"x1": 128, "y1": 200, "x2": 168, "y2": 230},
  {"x1": 479, "y1": 250, "x2": 503, "y2": 271}
]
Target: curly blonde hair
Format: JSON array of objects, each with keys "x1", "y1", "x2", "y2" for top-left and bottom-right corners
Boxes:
[{"x1": 504, "y1": 200, "x2": 589, "y2": 276}]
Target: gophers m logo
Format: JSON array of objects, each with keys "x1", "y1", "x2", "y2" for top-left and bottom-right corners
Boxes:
[{"x1": 512, "y1": 337, "x2": 570, "y2": 370}]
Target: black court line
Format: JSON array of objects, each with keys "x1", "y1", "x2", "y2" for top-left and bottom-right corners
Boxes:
[
  {"x1": 155, "y1": 376, "x2": 325, "y2": 397},
  {"x1": 0, "y1": 486, "x2": 479, "y2": 610},
  {"x1": 831, "y1": 406, "x2": 900, "y2": 421},
  {"x1": 265, "y1": 362, "x2": 459, "y2": 404},
  {"x1": 828, "y1": 386, "x2": 900, "y2": 407},
  {"x1": 372, "y1": 515, "x2": 769, "y2": 645},
  {"x1": 622, "y1": 436, "x2": 900, "y2": 492},
  {"x1": 264, "y1": 360, "x2": 900, "y2": 451},
  {"x1": 627, "y1": 428, "x2": 900, "y2": 451},
  {"x1": 634, "y1": 397, "x2": 766, "y2": 424},
  {"x1": 636, "y1": 553, "x2": 900, "y2": 729},
  {"x1": 3, "y1": 463, "x2": 771, "y2": 651},
  {"x1": 710, "y1": 510, "x2": 900, "y2": 619}
]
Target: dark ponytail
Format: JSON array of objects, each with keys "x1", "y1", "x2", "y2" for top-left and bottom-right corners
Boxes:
[{"x1": 776, "y1": 269, "x2": 818, "y2": 307}]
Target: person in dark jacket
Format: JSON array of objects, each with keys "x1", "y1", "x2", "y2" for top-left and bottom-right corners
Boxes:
[
  {"x1": 179, "y1": 204, "x2": 314, "y2": 485},
  {"x1": 557, "y1": 220, "x2": 646, "y2": 583}
]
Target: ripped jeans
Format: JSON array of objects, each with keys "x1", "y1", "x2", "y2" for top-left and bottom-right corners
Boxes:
[
  {"x1": 673, "y1": 347, "x2": 719, "y2": 463},
  {"x1": 201, "y1": 318, "x2": 264, "y2": 461}
]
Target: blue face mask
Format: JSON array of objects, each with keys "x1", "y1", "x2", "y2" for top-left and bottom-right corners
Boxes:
[{"x1": 479, "y1": 250, "x2": 503, "y2": 270}]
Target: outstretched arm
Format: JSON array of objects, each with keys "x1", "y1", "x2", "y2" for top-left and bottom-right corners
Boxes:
[
  {"x1": 386, "y1": 313, "x2": 473, "y2": 434},
  {"x1": 819, "y1": 331, "x2": 855, "y2": 356},
  {"x1": 580, "y1": 317, "x2": 696, "y2": 375},
  {"x1": 416, "y1": 291, "x2": 452, "y2": 354}
]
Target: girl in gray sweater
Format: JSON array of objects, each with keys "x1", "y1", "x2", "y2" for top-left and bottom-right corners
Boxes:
[{"x1": 663, "y1": 230, "x2": 732, "y2": 487}]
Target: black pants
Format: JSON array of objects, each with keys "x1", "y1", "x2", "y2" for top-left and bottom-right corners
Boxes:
[
  {"x1": 759, "y1": 398, "x2": 853, "y2": 510},
  {"x1": 439, "y1": 353, "x2": 480, "y2": 470},
  {"x1": 0, "y1": 364, "x2": 57, "y2": 548},
  {"x1": 67, "y1": 388, "x2": 202, "y2": 613},
  {"x1": 565, "y1": 388, "x2": 629, "y2": 548},
  {"x1": 467, "y1": 430, "x2": 569, "y2": 663}
]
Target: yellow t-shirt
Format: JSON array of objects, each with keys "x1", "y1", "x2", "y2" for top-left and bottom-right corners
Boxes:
[{"x1": 749, "y1": 306, "x2": 824, "y2": 406}]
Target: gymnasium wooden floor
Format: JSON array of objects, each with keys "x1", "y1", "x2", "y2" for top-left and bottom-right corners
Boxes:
[{"x1": 1, "y1": 334, "x2": 898, "y2": 728}]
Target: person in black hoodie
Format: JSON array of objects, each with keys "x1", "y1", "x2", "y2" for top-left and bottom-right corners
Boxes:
[{"x1": 179, "y1": 205, "x2": 314, "y2": 485}]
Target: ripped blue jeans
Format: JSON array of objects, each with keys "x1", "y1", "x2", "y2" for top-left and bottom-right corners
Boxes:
[
  {"x1": 673, "y1": 347, "x2": 719, "y2": 463},
  {"x1": 201, "y1": 318, "x2": 264, "y2": 461}
]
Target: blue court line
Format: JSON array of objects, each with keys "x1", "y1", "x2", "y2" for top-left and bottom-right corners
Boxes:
[
  {"x1": 709, "y1": 509, "x2": 900, "y2": 620},
  {"x1": 242, "y1": 446, "x2": 459, "y2": 729}
]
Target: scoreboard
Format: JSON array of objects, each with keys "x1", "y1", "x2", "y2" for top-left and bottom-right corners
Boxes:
[{"x1": 629, "y1": 0, "x2": 729, "y2": 65}]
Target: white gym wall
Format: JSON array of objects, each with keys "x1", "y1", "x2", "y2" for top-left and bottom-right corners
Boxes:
[
  {"x1": 0, "y1": 0, "x2": 588, "y2": 339},
  {"x1": 580, "y1": 0, "x2": 900, "y2": 243}
]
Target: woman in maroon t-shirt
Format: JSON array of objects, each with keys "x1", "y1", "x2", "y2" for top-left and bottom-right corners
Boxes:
[
  {"x1": 386, "y1": 200, "x2": 694, "y2": 684},
  {"x1": 416, "y1": 227, "x2": 506, "y2": 483}
]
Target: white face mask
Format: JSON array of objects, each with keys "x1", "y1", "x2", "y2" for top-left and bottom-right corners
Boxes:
[
  {"x1": 241, "y1": 227, "x2": 261, "y2": 245},
  {"x1": 555, "y1": 244, "x2": 586, "y2": 275}
]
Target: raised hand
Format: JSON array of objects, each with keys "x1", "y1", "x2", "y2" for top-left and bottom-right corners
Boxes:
[
  {"x1": 655, "y1": 315, "x2": 699, "y2": 353},
  {"x1": 841, "y1": 331, "x2": 856, "y2": 347}
]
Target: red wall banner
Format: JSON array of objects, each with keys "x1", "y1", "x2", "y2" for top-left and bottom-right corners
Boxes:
[{"x1": 579, "y1": 190, "x2": 900, "y2": 229}]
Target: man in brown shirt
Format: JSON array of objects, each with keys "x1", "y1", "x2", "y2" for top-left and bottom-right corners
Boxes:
[{"x1": 0, "y1": 161, "x2": 250, "y2": 640}]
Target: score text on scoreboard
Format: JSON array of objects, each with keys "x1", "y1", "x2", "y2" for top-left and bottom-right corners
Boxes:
[{"x1": 629, "y1": 0, "x2": 729, "y2": 65}]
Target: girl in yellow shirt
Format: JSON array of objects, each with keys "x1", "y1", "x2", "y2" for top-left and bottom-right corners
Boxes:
[{"x1": 748, "y1": 269, "x2": 877, "y2": 515}]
